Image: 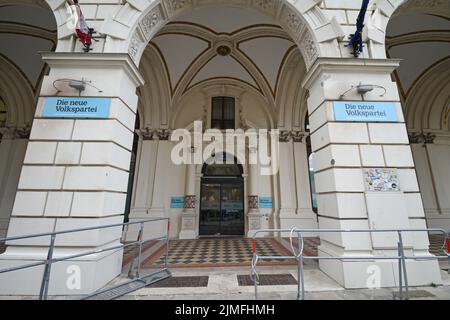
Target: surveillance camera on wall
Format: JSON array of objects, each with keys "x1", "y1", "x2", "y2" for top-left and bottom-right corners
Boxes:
[
  {"x1": 69, "y1": 80, "x2": 86, "y2": 92},
  {"x1": 356, "y1": 84, "x2": 375, "y2": 95}
]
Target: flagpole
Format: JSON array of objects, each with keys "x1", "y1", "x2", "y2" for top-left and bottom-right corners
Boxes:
[{"x1": 347, "y1": 0, "x2": 370, "y2": 58}]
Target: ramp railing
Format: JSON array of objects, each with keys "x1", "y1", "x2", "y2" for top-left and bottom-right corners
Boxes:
[
  {"x1": 0, "y1": 217, "x2": 171, "y2": 300},
  {"x1": 251, "y1": 228, "x2": 450, "y2": 300}
]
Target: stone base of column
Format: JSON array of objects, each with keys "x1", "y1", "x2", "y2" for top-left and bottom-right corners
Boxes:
[
  {"x1": 0, "y1": 245, "x2": 123, "y2": 296},
  {"x1": 125, "y1": 215, "x2": 168, "y2": 242},
  {"x1": 425, "y1": 211, "x2": 450, "y2": 230},
  {"x1": 247, "y1": 210, "x2": 264, "y2": 238},
  {"x1": 124, "y1": 208, "x2": 147, "y2": 241},
  {"x1": 179, "y1": 209, "x2": 197, "y2": 240},
  {"x1": 318, "y1": 245, "x2": 442, "y2": 289},
  {"x1": 279, "y1": 209, "x2": 318, "y2": 237}
]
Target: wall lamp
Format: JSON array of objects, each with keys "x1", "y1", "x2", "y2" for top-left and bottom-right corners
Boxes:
[
  {"x1": 339, "y1": 83, "x2": 386, "y2": 100},
  {"x1": 53, "y1": 78, "x2": 103, "y2": 96}
]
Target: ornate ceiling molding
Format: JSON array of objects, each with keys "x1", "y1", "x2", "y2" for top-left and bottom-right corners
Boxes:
[
  {"x1": 386, "y1": 30, "x2": 450, "y2": 49},
  {"x1": 121, "y1": 0, "x2": 334, "y2": 70},
  {"x1": 403, "y1": 57, "x2": 450, "y2": 132},
  {"x1": 368, "y1": 0, "x2": 450, "y2": 58},
  {"x1": 148, "y1": 22, "x2": 296, "y2": 105},
  {"x1": 393, "y1": 0, "x2": 450, "y2": 19},
  {"x1": 0, "y1": 21, "x2": 56, "y2": 43}
]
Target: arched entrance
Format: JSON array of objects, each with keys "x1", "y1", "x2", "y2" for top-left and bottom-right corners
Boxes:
[{"x1": 200, "y1": 154, "x2": 244, "y2": 236}]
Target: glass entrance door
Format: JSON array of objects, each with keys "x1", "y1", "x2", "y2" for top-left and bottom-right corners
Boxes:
[{"x1": 200, "y1": 178, "x2": 244, "y2": 236}]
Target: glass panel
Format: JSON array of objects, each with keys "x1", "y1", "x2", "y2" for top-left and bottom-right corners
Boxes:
[
  {"x1": 211, "y1": 120, "x2": 222, "y2": 130},
  {"x1": 223, "y1": 97, "x2": 235, "y2": 120},
  {"x1": 220, "y1": 182, "x2": 244, "y2": 236},
  {"x1": 203, "y1": 163, "x2": 242, "y2": 176},
  {"x1": 308, "y1": 153, "x2": 318, "y2": 213},
  {"x1": 211, "y1": 97, "x2": 223, "y2": 120},
  {"x1": 199, "y1": 183, "x2": 221, "y2": 236},
  {"x1": 211, "y1": 96, "x2": 235, "y2": 129}
]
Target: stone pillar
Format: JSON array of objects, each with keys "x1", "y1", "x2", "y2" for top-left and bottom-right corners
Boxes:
[
  {"x1": 302, "y1": 58, "x2": 441, "y2": 288},
  {"x1": 247, "y1": 147, "x2": 263, "y2": 237},
  {"x1": 179, "y1": 152, "x2": 197, "y2": 239},
  {"x1": 293, "y1": 134, "x2": 318, "y2": 230},
  {"x1": 0, "y1": 126, "x2": 29, "y2": 238},
  {"x1": 278, "y1": 136, "x2": 297, "y2": 235},
  {"x1": 0, "y1": 53, "x2": 144, "y2": 295},
  {"x1": 421, "y1": 135, "x2": 450, "y2": 230}
]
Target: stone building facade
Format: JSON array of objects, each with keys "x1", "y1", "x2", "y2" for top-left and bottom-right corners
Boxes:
[{"x1": 0, "y1": 0, "x2": 449, "y2": 294}]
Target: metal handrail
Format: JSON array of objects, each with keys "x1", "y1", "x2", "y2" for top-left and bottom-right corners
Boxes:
[
  {"x1": 251, "y1": 227, "x2": 450, "y2": 301},
  {"x1": 0, "y1": 217, "x2": 171, "y2": 300}
]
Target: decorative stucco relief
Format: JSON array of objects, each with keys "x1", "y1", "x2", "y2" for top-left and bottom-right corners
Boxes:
[
  {"x1": 168, "y1": 0, "x2": 192, "y2": 12},
  {"x1": 139, "y1": 5, "x2": 164, "y2": 36},
  {"x1": 127, "y1": 0, "x2": 323, "y2": 66},
  {"x1": 0, "y1": 125, "x2": 31, "y2": 140},
  {"x1": 300, "y1": 32, "x2": 318, "y2": 66},
  {"x1": 279, "y1": 130, "x2": 309, "y2": 142},
  {"x1": 253, "y1": 0, "x2": 276, "y2": 11}
]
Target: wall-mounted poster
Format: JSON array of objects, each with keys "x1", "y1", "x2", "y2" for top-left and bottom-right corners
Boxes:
[
  {"x1": 259, "y1": 197, "x2": 273, "y2": 209},
  {"x1": 43, "y1": 97, "x2": 111, "y2": 119},
  {"x1": 170, "y1": 196, "x2": 185, "y2": 208},
  {"x1": 333, "y1": 101, "x2": 398, "y2": 122},
  {"x1": 364, "y1": 168, "x2": 400, "y2": 191}
]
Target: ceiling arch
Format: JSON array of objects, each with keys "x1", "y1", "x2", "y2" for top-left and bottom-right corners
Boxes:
[
  {"x1": 0, "y1": 55, "x2": 36, "y2": 126},
  {"x1": 0, "y1": 1, "x2": 56, "y2": 127},
  {"x1": 146, "y1": 19, "x2": 298, "y2": 105},
  {"x1": 386, "y1": 9, "x2": 450, "y2": 136},
  {"x1": 136, "y1": 5, "x2": 312, "y2": 131},
  {"x1": 405, "y1": 58, "x2": 450, "y2": 132},
  {"x1": 126, "y1": 1, "x2": 330, "y2": 69}
]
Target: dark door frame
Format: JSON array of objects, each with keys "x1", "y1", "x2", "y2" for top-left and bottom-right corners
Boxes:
[{"x1": 199, "y1": 176, "x2": 245, "y2": 237}]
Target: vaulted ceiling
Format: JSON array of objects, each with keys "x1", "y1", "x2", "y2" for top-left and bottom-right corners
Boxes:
[
  {"x1": 141, "y1": 6, "x2": 297, "y2": 101},
  {"x1": 0, "y1": 3, "x2": 56, "y2": 91},
  {"x1": 0, "y1": 2, "x2": 56, "y2": 126},
  {"x1": 386, "y1": 1, "x2": 450, "y2": 132}
]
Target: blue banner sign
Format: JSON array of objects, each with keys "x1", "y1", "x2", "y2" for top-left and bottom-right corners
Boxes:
[
  {"x1": 333, "y1": 101, "x2": 398, "y2": 122},
  {"x1": 43, "y1": 97, "x2": 111, "y2": 119},
  {"x1": 259, "y1": 197, "x2": 273, "y2": 209},
  {"x1": 170, "y1": 196, "x2": 185, "y2": 209}
]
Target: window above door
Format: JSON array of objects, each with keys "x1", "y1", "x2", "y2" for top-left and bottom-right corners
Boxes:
[{"x1": 211, "y1": 96, "x2": 235, "y2": 130}]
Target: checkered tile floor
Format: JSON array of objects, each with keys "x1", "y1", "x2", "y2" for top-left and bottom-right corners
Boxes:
[
  {"x1": 283, "y1": 237, "x2": 320, "y2": 257},
  {"x1": 429, "y1": 234, "x2": 448, "y2": 257},
  {"x1": 142, "y1": 238, "x2": 296, "y2": 268}
]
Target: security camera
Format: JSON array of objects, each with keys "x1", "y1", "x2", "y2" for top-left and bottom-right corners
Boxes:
[
  {"x1": 69, "y1": 80, "x2": 86, "y2": 92},
  {"x1": 356, "y1": 84, "x2": 375, "y2": 95}
]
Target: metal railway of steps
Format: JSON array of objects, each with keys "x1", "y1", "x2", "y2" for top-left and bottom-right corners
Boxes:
[{"x1": 82, "y1": 269, "x2": 172, "y2": 300}]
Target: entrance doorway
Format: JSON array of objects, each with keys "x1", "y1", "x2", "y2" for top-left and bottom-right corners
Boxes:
[{"x1": 200, "y1": 156, "x2": 244, "y2": 236}]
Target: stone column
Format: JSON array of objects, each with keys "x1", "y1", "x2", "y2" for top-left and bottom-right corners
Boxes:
[
  {"x1": 179, "y1": 149, "x2": 197, "y2": 239},
  {"x1": 0, "y1": 53, "x2": 144, "y2": 295},
  {"x1": 247, "y1": 147, "x2": 263, "y2": 237},
  {"x1": 422, "y1": 135, "x2": 450, "y2": 229},
  {"x1": 302, "y1": 58, "x2": 441, "y2": 288},
  {"x1": 278, "y1": 134, "x2": 297, "y2": 235},
  {"x1": 0, "y1": 126, "x2": 30, "y2": 238},
  {"x1": 293, "y1": 133, "x2": 318, "y2": 230},
  {"x1": 124, "y1": 131, "x2": 157, "y2": 241}
]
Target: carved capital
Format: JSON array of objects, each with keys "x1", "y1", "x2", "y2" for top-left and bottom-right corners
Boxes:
[
  {"x1": 279, "y1": 130, "x2": 292, "y2": 142},
  {"x1": 408, "y1": 131, "x2": 436, "y2": 145},
  {"x1": 248, "y1": 195, "x2": 259, "y2": 209},
  {"x1": 0, "y1": 124, "x2": 31, "y2": 140},
  {"x1": 184, "y1": 195, "x2": 196, "y2": 209}
]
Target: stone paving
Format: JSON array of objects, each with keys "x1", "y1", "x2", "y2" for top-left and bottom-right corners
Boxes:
[
  {"x1": 118, "y1": 263, "x2": 450, "y2": 300},
  {"x1": 1, "y1": 264, "x2": 449, "y2": 300}
]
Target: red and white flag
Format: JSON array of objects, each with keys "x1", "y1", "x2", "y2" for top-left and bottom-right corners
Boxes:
[{"x1": 73, "y1": 0, "x2": 92, "y2": 48}]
